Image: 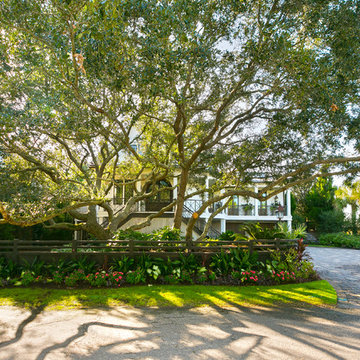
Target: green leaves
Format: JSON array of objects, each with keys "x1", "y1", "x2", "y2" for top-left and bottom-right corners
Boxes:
[{"x1": 0, "y1": 0, "x2": 359, "y2": 237}]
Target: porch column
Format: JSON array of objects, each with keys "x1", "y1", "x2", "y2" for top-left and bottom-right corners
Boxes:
[
  {"x1": 205, "y1": 177, "x2": 210, "y2": 215},
  {"x1": 254, "y1": 185, "x2": 259, "y2": 217},
  {"x1": 287, "y1": 219, "x2": 292, "y2": 231},
  {"x1": 220, "y1": 218, "x2": 226, "y2": 233},
  {"x1": 286, "y1": 190, "x2": 291, "y2": 217},
  {"x1": 173, "y1": 176, "x2": 178, "y2": 200}
]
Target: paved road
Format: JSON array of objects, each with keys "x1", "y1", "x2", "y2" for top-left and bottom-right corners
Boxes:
[
  {"x1": 307, "y1": 247, "x2": 360, "y2": 309},
  {"x1": 0, "y1": 305, "x2": 360, "y2": 360}
]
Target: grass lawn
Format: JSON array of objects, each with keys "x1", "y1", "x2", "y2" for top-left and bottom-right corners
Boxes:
[{"x1": 0, "y1": 280, "x2": 336, "y2": 310}]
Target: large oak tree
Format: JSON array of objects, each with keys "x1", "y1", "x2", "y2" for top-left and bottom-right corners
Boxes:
[{"x1": 0, "y1": 0, "x2": 359, "y2": 241}]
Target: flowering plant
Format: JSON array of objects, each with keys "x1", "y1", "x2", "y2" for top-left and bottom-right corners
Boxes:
[
  {"x1": 270, "y1": 270, "x2": 296, "y2": 283},
  {"x1": 125, "y1": 268, "x2": 146, "y2": 284},
  {"x1": 232, "y1": 270, "x2": 260, "y2": 284},
  {"x1": 64, "y1": 269, "x2": 86, "y2": 287},
  {"x1": 21, "y1": 270, "x2": 35, "y2": 286}
]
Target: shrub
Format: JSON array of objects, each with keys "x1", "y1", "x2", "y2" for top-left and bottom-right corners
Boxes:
[
  {"x1": 70, "y1": 257, "x2": 97, "y2": 274},
  {"x1": 318, "y1": 209, "x2": 345, "y2": 233},
  {"x1": 53, "y1": 271, "x2": 65, "y2": 285},
  {"x1": 111, "y1": 256, "x2": 135, "y2": 273},
  {"x1": 218, "y1": 231, "x2": 236, "y2": 241},
  {"x1": 21, "y1": 270, "x2": 35, "y2": 286},
  {"x1": 109, "y1": 271, "x2": 124, "y2": 287},
  {"x1": 151, "y1": 226, "x2": 182, "y2": 242},
  {"x1": 210, "y1": 249, "x2": 258, "y2": 276},
  {"x1": 164, "y1": 271, "x2": 180, "y2": 284},
  {"x1": 196, "y1": 273, "x2": 208, "y2": 284},
  {"x1": 86, "y1": 271, "x2": 110, "y2": 287},
  {"x1": 113, "y1": 229, "x2": 150, "y2": 242},
  {"x1": 178, "y1": 254, "x2": 199, "y2": 273},
  {"x1": 21, "y1": 258, "x2": 48, "y2": 277},
  {"x1": 180, "y1": 270, "x2": 194, "y2": 284},
  {"x1": 0, "y1": 257, "x2": 21, "y2": 279},
  {"x1": 319, "y1": 232, "x2": 360, "y2": 249},
  {"x1": 270, "y1": 270, "x2": 297, "y2": 284},
  {"x1": 64, "y1": 269, "x2": 86, "y2": 287},
  {"x1": 297, "y1": 260, "x2": 317, "y2": 279},
  {"x1": 275, "y1": 223, "x2": 307, "y2": 240},
  {"x1": 146, "y1": 264, "x2": 161, "y2": 280},
  {"x1": 208, "y1": 270, "x2": 217, "y2": 282},
  {"x1": 125, "y1": 268, "x2": 146, "y2": 284}
]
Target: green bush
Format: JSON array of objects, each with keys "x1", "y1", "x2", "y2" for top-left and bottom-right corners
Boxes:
[
  {"x1": 218, "y1": 231, "x2": 236, "y2": 241},
  {"x1": 319, "y1": 232, "x2": 360, "y2": 249},
  {"x1": 125, "y1": 268, "x2": 146, "y2": 284},
  {"x1": 151, "y1": 226, "x2": 182, "y2": 242},
  {"x1": 0, "y1": 257, "x2": 21, "y2": 279},
  {"x1": 210, "y1": 248, "x2": 258, "y2": 276},
  {"x1": 21, "y1": 270, "x2": 36, "y2": 286},
  {"x1": 318, "y1": 209, "x2": 345, "y2": 233},
  {"x1": 64, "y1": 269, "x2": 87, "y2": 287}
]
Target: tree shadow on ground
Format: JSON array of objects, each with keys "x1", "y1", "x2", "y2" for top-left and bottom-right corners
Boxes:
[{"x1": 0, "y1": 288, "x2": 359, "y2": 359}]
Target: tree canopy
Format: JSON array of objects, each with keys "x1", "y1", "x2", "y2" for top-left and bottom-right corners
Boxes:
[{"x1": 0, "y1": 0, "x2": 360, "y2": 240}]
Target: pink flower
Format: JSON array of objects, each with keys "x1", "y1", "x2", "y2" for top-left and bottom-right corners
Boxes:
[{"x1": 277, "y1": 274, "x2": 280, "y2": 277}]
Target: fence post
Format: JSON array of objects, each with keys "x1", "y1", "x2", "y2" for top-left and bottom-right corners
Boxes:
[
  {"x1": 72, "y1": 238, "x2": 77, "y2": 255},
  {"x1": 129, "y1": 239, "x2": 134, "y2": 256},
  {"x1": 248, "y1": 240, "x2": 254, "y2": 254},
  {"x1": 275, "y1": 238, "x2": 280, "y2": 250},
  {"x1": 13, "y1": 238, "x2": 19, "y2": 262}
]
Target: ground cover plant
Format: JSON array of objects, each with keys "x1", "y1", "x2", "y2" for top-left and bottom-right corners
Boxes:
[
  {"x1": 0, "y1": 281, "x2": 336, "y2": 309},
  {"x1": 318, "y1": 233, "x2": 360, "y2": 249}
]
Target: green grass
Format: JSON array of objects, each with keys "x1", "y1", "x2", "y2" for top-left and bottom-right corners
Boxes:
[{"x1": 0, "y1": 280, "x2": 336, "y2": 310}]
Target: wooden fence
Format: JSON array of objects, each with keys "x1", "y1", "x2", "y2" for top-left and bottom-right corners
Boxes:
[{"x1": 0, "y1": 238, "x2": 298, "y2": 263}]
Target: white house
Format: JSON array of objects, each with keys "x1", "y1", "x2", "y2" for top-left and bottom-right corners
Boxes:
[{"x1": 97, "y1": 176, "x2": 292, "y2": 238}]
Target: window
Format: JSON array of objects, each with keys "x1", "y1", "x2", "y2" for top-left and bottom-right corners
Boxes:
[
  {"x1": 145, "y1": 180, "x2": 173, "y2": 211},
  {"x1": 114, "y1": 181, "x2": 133, "y2": 205}
]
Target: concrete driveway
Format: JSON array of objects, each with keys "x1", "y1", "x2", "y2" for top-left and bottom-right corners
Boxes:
[
  {"x1": 0, "y1": 305, "x2": 360, "y2": 360},
  {"x1": 307, "y1": 247, "x2": 360, "y2": 309}
]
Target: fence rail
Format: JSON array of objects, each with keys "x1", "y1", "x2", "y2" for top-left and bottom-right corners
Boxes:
[{"x1": 0, "y1": 238, "x2": 297, "y2": 260}]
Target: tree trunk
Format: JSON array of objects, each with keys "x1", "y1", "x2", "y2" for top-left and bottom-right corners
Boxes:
[
  {"x1": 185, "y1": 215, "x2": 196, "y2": 247},
  {"x1": 351, "y1": 203, "x2": 358, "y2": 234},
  {"x1": 173, "y1": 168, "x2": 189, "y2": 229}
]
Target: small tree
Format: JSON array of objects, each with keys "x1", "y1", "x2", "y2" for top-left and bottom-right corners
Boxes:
[{"x1": 336, "y1": 181, "x2": 360, "y2": 234}]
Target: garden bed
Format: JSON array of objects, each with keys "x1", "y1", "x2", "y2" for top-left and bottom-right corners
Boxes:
[{"x1": 1, "y1": 244, "x2": 318, "y2": 289}]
